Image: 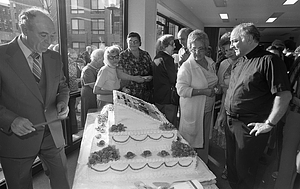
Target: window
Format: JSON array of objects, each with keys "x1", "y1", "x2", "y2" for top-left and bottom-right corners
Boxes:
[
  {"x1": 72, "y1": 42, "x2": 86, "y2": 51},
  {"x1": 71, "y1": 0, "x2": 84, "y2": 14},
  {"x1": 91, "y1": 0, "x2": 105, "y2": 10},
  {"x1": 91, "y1": 18, "x2": 105, "y2": 34},
  {"x1": 71, "y1": 19, "x2": 85, "y2": 34}
]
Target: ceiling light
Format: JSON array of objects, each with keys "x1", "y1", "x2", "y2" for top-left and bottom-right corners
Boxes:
[
  {"x1": 220, "y1": 14, "x2": 228, "y2": 19},
  {"x1": 266, "y1": 18, "x2": 277, "y2": 23},
  {"x1": 283, "y1": 0, "x2": 298, "y2": 5}
]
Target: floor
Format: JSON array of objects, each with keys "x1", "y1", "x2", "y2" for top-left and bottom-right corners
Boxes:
[{"x1": 32, "y1": 138, "x2": 300, "y2": 189}]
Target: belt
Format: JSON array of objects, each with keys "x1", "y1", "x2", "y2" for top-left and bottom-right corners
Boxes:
[{"x1": 225, "y1": 111, "x2": 256, "y2": 119}]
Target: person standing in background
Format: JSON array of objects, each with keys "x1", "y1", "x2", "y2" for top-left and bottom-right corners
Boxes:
[
  {"x1": 177, "y1": 28, "x2": 193, "y2": 67},
  {"x1": 81, "y1": 49, "x2": 105, "y2": 127},
  {"x1": 153, "y1": 34, "x2": 179, "y2": 127},
  {"x1": 117, "y1": 32, "x2": 153, "y2": 102},
  {"x1": 224, "y1": 23, "x2": 291, "y2": 189},
  {"x1": 0, "y1": 7, "x2": 70, "y2": 189},
  {"x1": 274, "y1": 55, "x2": 300, "y2": 189},
  {"x1": 213, "y1": 31, "x2": 239, "y2": 179}
]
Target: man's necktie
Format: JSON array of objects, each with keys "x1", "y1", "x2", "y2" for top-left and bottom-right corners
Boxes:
[{"x1": 30, "y1": 52, "x2": 42, "y2": 82}]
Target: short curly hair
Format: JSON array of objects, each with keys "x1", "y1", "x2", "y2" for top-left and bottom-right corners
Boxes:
[{"x1": 187, "y1": 29, "x2": 210, "y2": 50}]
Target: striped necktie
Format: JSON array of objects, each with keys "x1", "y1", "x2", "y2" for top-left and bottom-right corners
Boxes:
[{"x1": 30, "y1": 52, "x2": 42, "y2": 82}]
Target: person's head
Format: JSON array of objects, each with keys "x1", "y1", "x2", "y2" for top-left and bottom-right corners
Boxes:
[
  {"x1": 19, "y1": 7, "x2": 56, "y2": 53},
  {"x1": 266, "y1": 45, "x2": 281, "y2": 57},
  {"x1": 219, "y1": 32, "x2": 237, "y2": 60},
  {"x1": 126, "y1": 32, "x2": 141, "y2": 50},
  {"x1": 272, "y1": 39, "x2": 285, "y2": 52},
  {"x1": 90, "y1": 49, "x2": 105, "y2": 68},
  {"x1": 86, "y1": 46, "x2": 92, "y2": 53},
  {"x1": 177, "y1": 28, "x2": 193, "y2": 48},
  {"x1": 156, "y1": 34, "x2": 175, "y2": 55},
  {"x1": 230, "y1": 23, "x2": 260, "y2": 57},
  {"x1": 68, "y1": 48, "x2": 78, "y2": 59},
  {"x1": 104, "y1": 45, "x2": 121, "y2": 68},
  {"x1": 187, "y1": 29, "x2": 210, "y2": 61}
]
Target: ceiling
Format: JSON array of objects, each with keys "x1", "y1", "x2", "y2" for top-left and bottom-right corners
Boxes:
[{"x1": 162, "y1": 0, "x2": 300, "y2": 45}]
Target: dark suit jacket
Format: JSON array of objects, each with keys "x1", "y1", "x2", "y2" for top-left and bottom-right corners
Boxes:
[{"x1": 0, "y1": 37, "x2": 70, "y2": 158}]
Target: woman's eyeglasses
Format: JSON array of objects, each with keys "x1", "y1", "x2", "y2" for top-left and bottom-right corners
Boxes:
[
  {"x1": 129, "y1": 40, "x2": 140, "y2": 44},
  {"x1": 190, "y1": 47, "x2": 206, "y2": 53},
  {"x1": 108, "y1": 55, "x2": 120, "y2": 60}
]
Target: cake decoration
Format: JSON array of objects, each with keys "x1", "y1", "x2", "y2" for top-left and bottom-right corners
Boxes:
[
  {"x1": 141, "y1": 150, "x2": 152, "y2": 158},
  {"x1": 110, "y1": 123, "x2": 127, "y2": 132},
  {"x1": 88, "y1": 145, "x2": 120, "y2": 166}
]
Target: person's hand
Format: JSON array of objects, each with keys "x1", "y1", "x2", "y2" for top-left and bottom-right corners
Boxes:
[
  {"x1": 248, "y1": 122, "x2": 273, "y2": 136},
  {"x1": 214, "y1": 113, "x2": 226, "y2": 131},
  {"x1": 132, "y1": 76, "x2": 144, "y2": 83},
  {"x1": 213, "y1": 84, "x2": 222, "y2": 95},
  {"x1": 142, "y1": 76, "x2": 153, "y2": 82},
  {"x1": 207, "y1": 88, "x2": 215, "y2": 97},
  {"x1": 57, "y1": 102, "x2": 69, "y2": 120},
  {"x1": 11, "y1": 117, "x2": 35, "y2": 136}
]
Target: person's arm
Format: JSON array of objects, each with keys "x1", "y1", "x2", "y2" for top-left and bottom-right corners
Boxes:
[
  {"x1": 249, "y1": 90, "x2": 292, "y2": 136},
  {"x1": 93, "y1": 86, "x2": 113, "y2": 95},
  {"x1": 56, "y1": 60, "x2": 70, "y2": 120},
  {"x1": 116, "y1": 69, "x2": 144, "y2": 83}
]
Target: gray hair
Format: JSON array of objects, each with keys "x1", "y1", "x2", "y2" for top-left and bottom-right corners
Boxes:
[
  {"x1": 18, "y1": 7, "x2": 51, "y2": 31},
  {"x1": 187, "y1": 29, "x2": 210, "y2": 50},
  {"x1": 91, "y1": 49, "x2": 105, "y2": 62},
  {"x1": 156, "y1": 34, "x2": 174, "y2": 54},
  {"x1": 104, "y1": 45, "x2": 121, "y2": 65},
  {"x1": 232, "y1": 23, "x2": 260, "y2": 43}
]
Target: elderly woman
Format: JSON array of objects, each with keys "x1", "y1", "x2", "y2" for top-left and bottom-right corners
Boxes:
[
  {"x1": 94, "y1": 46, "x2": 141, "y2": 110},
  {"x1": 93, "y1": 45, "x2": 121, "y2": 110},
  {"x1": 176, "y1": 30, "x2": 220, "y2": 164},
  {"x1": 117, "y1": 32, "x2": 153, "y2": 102},
  {"x1": 80, "y1": 49, "x2": 105, "y2": 127},
  {"x1": 153, "y1": 34, "x2": 178, "y2": 127}
]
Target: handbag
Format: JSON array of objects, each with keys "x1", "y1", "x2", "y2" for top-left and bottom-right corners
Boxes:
[{"x1": 170, "y1": 86, "x2": 179, "y2": 105}]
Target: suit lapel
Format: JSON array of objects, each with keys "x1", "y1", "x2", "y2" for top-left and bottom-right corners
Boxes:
[{"x1": 6, "y1": 38, "x2": 44, "y2": 103}]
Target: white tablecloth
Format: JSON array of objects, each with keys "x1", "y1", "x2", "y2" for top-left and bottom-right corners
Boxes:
[{"x1": 72, "y1": 112, "x2": 218, "y2": 189}]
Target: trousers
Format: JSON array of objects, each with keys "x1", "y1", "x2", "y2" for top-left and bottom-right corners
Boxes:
[{"x1": 225, "y1": 116, "x2": 270, "y2": 189}]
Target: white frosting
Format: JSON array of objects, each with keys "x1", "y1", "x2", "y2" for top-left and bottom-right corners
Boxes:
[{"x1": 88, "y1": 92, "x2": 197, "y2": 182}]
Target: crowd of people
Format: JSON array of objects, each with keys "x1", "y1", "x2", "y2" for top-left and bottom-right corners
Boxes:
[{"x1": 1, "y1": 6, "x2": 300, "y2": 189}]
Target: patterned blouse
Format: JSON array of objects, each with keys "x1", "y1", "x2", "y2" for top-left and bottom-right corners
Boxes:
[{"x1": 118, "y1": 48, "x2": 153, "y2": 102}]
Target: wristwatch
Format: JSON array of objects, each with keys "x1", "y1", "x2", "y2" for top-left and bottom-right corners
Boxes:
[{"x1": 265, "y1": 120, "x2": 276, "y2": 127}]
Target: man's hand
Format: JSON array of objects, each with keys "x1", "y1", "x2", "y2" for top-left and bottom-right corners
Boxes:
[
  {"x1": 57, "y1": 102, "x2": 69, "y2": 120},
  {"x1": 11, "y1": 117, "x2": 35, "y2": 136},
  {"x1": 248, "y1": 122, "x2": 273, "y2": 136}
]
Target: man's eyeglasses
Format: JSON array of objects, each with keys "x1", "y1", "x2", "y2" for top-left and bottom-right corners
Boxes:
[
  {"x1": 108, "y1": 55, "x2": 120, "y2": 60},
  {"x1": 190, "y1": 47, "x2": 206, "y2": 53}
]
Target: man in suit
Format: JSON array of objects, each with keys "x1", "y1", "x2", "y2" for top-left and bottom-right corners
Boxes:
[{"x1": 0, "y1": 7, "x2": 70, "y2": 189}]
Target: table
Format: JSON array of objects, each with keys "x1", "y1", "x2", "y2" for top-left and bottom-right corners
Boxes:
[{"x1": 72, "y1": 112, "x2": 218, "y2": 189}]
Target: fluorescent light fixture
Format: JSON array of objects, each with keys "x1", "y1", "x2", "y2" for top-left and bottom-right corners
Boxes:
[
  {"x1": 266, "y1": 18, "x2": 277, "y2": 23},
  {"x1": 283, "y1": 0, "x2": 298, "y2": 5},
  {"x1": 220, "y1": 13, "x2": 228, "y2": 19}
]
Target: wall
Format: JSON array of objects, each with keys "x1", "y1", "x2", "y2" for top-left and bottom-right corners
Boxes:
[
  {"x1": 128, "y1": 0, "x2": 205, "y2": 58},
  {"x1": 128, "y1": 0, "x2": 157, "y2": 58}
]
